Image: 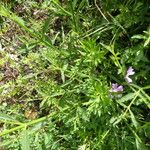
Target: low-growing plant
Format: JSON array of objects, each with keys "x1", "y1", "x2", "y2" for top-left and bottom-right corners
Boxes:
[{"x1": 0, "y1": 0, "x2": 150, "y2": 149}]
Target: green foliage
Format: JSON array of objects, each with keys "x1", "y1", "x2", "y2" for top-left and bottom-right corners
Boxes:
[{"x1": 0, "y1": 0, "x2": 150, "y2": 149}]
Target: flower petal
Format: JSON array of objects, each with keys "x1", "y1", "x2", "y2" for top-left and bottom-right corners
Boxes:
[
  {"x1": 125, "y1": 76, "x2": 132, "y2": 83},
  {"x1": 110, "y1": 83, "x2": 123, "y2": 92},
  {"x1": 112, "y1": 83, "x2": 118, "y2": 89},
  {"x1": 117, "y1": 85, "x2": 123, "y2": 92},
  {"x1": 127, "y1": 67, "x2": 135, "y2": 76}
]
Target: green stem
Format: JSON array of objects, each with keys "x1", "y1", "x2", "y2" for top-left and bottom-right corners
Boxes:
[{"x1": 0, "y1": 112, "x2": 56, "y2": 137}]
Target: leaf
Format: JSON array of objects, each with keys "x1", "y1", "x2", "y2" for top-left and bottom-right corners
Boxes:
[
  {"x1": 0, "y1": 5, "x2": 24, "y2": 27},
  {"x1": 0, "y1": 113, "x2": 18, "y2": 123},
  {"x1": 0, "y1": 140, "x2": 12, "y2": 147},
  {"x1": 61, "y1": 70, "x2": 65, "y2": 83},
  {"x1": 129, "y1": 110, "x2": 139, "y2": 128},
  {"x1": 51, "y1": 0, "x2": 72, "y2": 16},
  {"x1": 0, "y1": 5, "x2": 9, "y2": 17},
  {"x1": 144, "y1": 36, "x2": 150, "y2": 47},
  {"x1": 118, "y1": 93, "x2": 135, "y2": 103},
  {"x1": 42, "y1": 16, "x2": 51, "y2": 34},
  {"x1": 20, "y1": 129, "x2": 31, "y2": 150},
  {"x1": 78, "y1": 144, "x2": 86, "y2": 150},
  {"x1": 11, "y1": 14, "x2": 25, "y2": 27},
  {"x1": 132, "y1": 35, "x2": 145, "y2": 40}
]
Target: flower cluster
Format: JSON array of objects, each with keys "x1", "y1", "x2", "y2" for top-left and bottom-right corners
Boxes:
[{"x1": 110, "y1": 67, "x2": 135, "y2": 93}]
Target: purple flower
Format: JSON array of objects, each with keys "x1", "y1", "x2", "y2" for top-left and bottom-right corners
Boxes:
[
  {"x1": 110, "y1": 83, "x2": 123, "y2": 93},
  {"x1": 125, "y1": 66, "x2": 135, "y2": 83},
  {"x1": 127, "y1": 67, "x2": 135, "y2": 76}
]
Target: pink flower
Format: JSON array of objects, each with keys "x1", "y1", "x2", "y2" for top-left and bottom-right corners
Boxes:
[
  {"x1": 125, "y1": 67, "x2": 135, "y2": 83},
  {"x1": 110, "y1": 83, "x2": 123, "y2": 93}
]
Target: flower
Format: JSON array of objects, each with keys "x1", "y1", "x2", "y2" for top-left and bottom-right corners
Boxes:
[
  {"x1": 110, "y1": 83, "x2": 123, "y2": 93},
  {"x1": 125, "y1": 66, "x2": 135, "y2": 83},
  {"x1": 127, "y1": 66, "x2": 135, "y2": 76}
]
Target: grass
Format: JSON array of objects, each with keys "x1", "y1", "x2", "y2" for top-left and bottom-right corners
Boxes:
[{"x1": 0, "y1": 0, "x2": 150, "y2": 149}]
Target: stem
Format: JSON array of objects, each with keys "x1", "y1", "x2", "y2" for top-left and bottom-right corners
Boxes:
[{"x1": 0, "y1": 112, "x2": 56, "y2": 137}]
